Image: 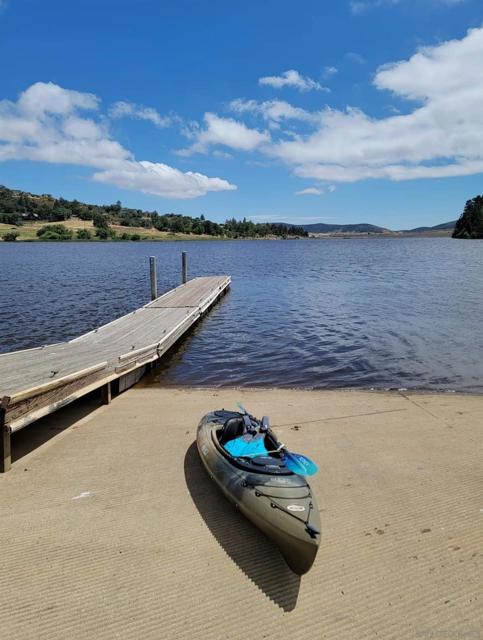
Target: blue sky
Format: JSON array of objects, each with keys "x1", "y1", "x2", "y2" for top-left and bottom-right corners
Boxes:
[{"x1": 1, "y1": 0, "x2": 483, "y2": 228}]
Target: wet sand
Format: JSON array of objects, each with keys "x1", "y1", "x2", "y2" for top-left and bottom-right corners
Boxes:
[{"x1": 2, "y1": 386, "x2": 482, "y2": 639}]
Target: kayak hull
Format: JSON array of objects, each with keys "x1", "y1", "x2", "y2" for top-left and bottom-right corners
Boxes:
[{"x1": 196, "y1": 410, "x2": 321, "y2": 575}]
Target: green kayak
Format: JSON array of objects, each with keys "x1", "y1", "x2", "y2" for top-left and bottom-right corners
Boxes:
[{"x1": 196, "y1": 409, "x2": 321, "y2": 575}]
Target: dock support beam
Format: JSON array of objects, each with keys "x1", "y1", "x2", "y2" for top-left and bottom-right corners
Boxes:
[
  {"x1": 149, "y1": 256, "x2": 157, "y2": 301},
  {"x1": 101, "y1": 382, "x2": 112, "y2": 405},
  {"x1": 182, "y1": 251, "x2": 188, "y2": 284},
  {"x1": 0, "y1": 407, "x2": 11, "y2": 473}
]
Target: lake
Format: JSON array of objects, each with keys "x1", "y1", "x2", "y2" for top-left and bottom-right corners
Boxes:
[{"x1": 1, "y1": 238, "x2": 482, "y2": 392}]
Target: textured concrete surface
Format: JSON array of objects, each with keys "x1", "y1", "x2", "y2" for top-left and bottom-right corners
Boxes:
[{"x1": 1, "y1": 386, "x2": 482, "y2": 639}]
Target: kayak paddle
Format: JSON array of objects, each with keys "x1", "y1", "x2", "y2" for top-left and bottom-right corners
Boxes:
[
  {"x1": 282, "y1": 450, "x2": 319, "y2": 476},
  {"x1": 236, "y1": 401, "x2": 248, "y2": 414},
  {"x1": 235, "y1": 402, "x2": 318, "y2": 476}
]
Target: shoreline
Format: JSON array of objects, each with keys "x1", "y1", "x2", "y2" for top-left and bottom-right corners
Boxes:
[
  {"x1": 0, "y1": 233, "x2": 454, "y2": 242},
  {"x1": 144, "y1": 378, "x2": 483, "y2": 397}
]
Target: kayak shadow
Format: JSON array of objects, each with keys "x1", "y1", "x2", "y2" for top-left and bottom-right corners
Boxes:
[{"x1": 184, "y1": 442, "x2": 301, "y2": 612}]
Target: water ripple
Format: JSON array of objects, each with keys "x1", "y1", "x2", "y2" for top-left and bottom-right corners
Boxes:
[{"x1": 1, "y1": 238, "x2": 483, "y2": 392}]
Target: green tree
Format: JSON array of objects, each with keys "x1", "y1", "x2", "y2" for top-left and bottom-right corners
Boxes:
[
  {"x1": 76, "y1": 229, "x2": 92, "y2": 240},
  {"x1": 92, "y1": 212, "x2": 109, "y2": 229},
  {"x1": 95, "y1": 227, "x2": 116, "y2": 240},
  {"x1": 0, "y1": 213, "x2": 22, "y2": 225},
  {"x1": 50, "y1": 206, "x2": 71, "y2": 221},
  {"x1": 71, "y1": 199, "x2": 82, "y2": 217},
  {"x1": 453, "y1": 196, "x2": 483, "y2": 239},
  {"x1": 3, "y1": 231, "x2": 19, "y2": 241},
  {"x1": 36, "y1": 224, "x2": 73, "y2": 241}
]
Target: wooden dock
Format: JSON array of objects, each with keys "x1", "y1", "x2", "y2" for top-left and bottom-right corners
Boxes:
[{"x1": 0, "y1": 275, "x2": 230, "y2": 472}]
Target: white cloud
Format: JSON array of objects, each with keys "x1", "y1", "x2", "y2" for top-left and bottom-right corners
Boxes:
[
  {"x1": 295, "y1": 187, "x2": 324, "y2": 196},
  {"x1": 266, "y1": 28, "x2": 483, "y2": 183},
  {"x1": 351, "y1": 0, "x2": 465, "y2": 12},
  {"x1": 212, "y1": 149, "x2": 233, "y2": 159},
  {"x1": 18, "y1": 81, "x2": 99, "y2": 116},
  {"x1": 323, "y1": 66, "x2": 338, "y2": 78},
  {"x1": 259, "y1": 70, "x2": 329, "y2": 92},
  {"x1": 109, "y1": 101, "x2": 176, "y2": 128},
  {"x1": 328, "y1": 184, "x2": 337, "y2": 192},
  {"x1": 230, "y1": 98, "x2": 320, "y2": 126},
  {"x1": 178, "y1": 112, "x2": 270, "y2": 155},
  {"x1": 93, "y1": 161, "x2": 236, "y2": 199},
  {"x1": 345, "y1": 52, "x2": 366, "y2": 64},
  {"x1": 350, "y1": 0, "x2": 400, "y2": 14},
  {"x1": 0, "y1": 82, "x2": 236, "y2": 198},
  {"x1": 385, "y1": 105, "x2": 402, "y2": 114}
]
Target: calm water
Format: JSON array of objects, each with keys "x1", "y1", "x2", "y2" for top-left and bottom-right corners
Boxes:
[{"x1": 1, "y1": 239, "x2": 482, "y2": 392}]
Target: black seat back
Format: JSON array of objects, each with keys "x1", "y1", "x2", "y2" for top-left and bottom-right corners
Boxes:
[{"x1": 219, "y1": 417, "x2": 246, "y2": 445}]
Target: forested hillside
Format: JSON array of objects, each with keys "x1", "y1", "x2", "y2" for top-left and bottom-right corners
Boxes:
[
  {"x1": 453, "y1": 196, "x2": 483, "y2": 239},
  {"x1": 0, "y1": 185, "x2": 307, "y2": 240}
]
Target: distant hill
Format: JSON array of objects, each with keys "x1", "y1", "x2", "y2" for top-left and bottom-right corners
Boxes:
[
  {"x1": 302, "y1": 222, "x2": 387, "y2": 233},
  {"x1": 403, "y1": 220, "x2": 456, "y2": 233},
  {"x1": 274, "y1": 220, "x2": 456, "y2": 234},
  {"x1": 274, "y1": 221, "x2": 388, "y2": 233}
]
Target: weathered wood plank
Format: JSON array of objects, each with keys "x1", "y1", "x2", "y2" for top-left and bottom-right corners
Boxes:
[
  {"x1": 6, "y1": 365, "x2": 111, "y2": 429},
  {"x1": 7, "y1": 371, "x2": 120, "y2": 433},
  {"x1": 4, "y1": 362, "x2": 108, "y2": 405},
  {"x1": 147, "y1": 276, "x2": 230, "y2": 308}
]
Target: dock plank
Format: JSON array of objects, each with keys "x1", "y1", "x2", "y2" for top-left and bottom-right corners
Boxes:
[{"x1": 147, "y1": 276, "x2": 229, "y2": 308}]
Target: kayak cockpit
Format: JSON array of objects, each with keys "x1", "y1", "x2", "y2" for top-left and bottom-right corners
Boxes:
[{"x1": 213, "y1": 411, "x2": 293, "y2": 475}]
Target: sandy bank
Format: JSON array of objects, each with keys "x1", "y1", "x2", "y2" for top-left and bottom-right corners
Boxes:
[{"x1": 2, "y1": 386, "x2": 482, "y2": 639}]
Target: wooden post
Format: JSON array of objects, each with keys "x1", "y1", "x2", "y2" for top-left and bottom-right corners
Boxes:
[
  {"x1": 101, "y1": 381, "x2": 112, "y2": 405},
  {"x1": 182, "y1": 251, "x2": 188, "y2": 284},
  {"x1": 0, "y1": 407, "x2": 11, "y2": 473},
  {"x1": 150, "y1": 256, "x2": 157, "y2": 300}
]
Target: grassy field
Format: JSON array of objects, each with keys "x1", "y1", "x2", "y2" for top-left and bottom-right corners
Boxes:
[{"x1": 0, "y1": 219, "x2": 223, "y2": 242}]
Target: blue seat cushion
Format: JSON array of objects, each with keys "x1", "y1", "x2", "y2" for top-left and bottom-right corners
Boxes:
[{"x1": 224, "y1": 434, "x2": 268, "y2": 458}]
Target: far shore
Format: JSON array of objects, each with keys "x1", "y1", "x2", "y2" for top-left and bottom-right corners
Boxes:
[
  {"x1": 0, "y1": 219, "x2": 453, "y2": 242},
  {"x1": 0, "y1": 219, "x2": 307, "y2": 242}
]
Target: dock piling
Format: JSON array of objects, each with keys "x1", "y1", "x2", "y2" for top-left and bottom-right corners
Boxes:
[
  {"x1": 101, "y1": 382, "x2": 112, "y2": 405},
  {"x1": 182, "y1": 251, "x2": 188, "y2": 284},
  {"x1": 0, "y1": 406, "x2": 11, "y2": 473},
  {"x1": 149, "y1": 256, "x2": 157, "y2": 301}
]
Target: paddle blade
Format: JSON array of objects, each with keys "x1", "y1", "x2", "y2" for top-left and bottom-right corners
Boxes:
[
  {"x1": 236, "y1": 402, "x2": 247, "y2": 414},
  {"x1": 283, "y1": 450, "x2": 318, "y2": 476}
]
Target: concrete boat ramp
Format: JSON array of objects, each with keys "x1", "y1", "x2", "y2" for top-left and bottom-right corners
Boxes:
[{"x1": 1, "y1": 386, "x2": 482, "y2": 639}]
